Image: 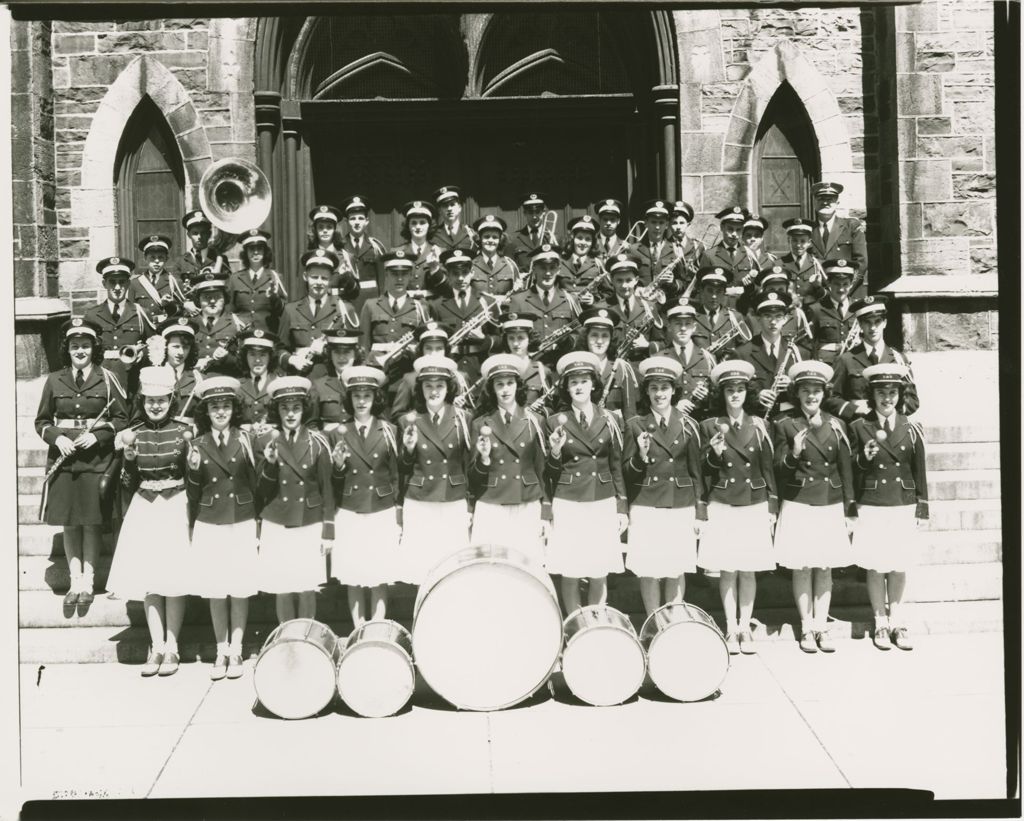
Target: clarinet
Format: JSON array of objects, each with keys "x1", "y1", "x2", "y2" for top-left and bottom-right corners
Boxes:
[{"x1": 527, "y1": 384, "x2": 558, "y2": 413}]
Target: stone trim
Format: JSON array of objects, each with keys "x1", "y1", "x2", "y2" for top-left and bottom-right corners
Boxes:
[{"x1": 880, "y1": 273, "x2": 998, "y2": 299}]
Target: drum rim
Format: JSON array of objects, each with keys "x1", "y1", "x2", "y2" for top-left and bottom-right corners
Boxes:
[
  {"x1": 344, "y1": 619, "x2": 413, "y2": 651},
  {"x1": 644, "y1": 622, "x2": 731, "y2": 702},
  {"x1": 638, "y1": 601, "x2": 717, "y2": 645},
  {"x1": 340, "y1": 638, "x2": 414, "y2": 666}
]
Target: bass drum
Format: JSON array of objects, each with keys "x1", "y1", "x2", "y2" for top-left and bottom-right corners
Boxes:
[
  {"x1": 336, "y1": 620, "x2": 415, "y2": 718},
  {"x1": 561, "y1": 605, "x2": 646, "y2": 707},
  {"x1": 639, "y1": 603, "x2": 729, "y2": 702},
  {"x1": 413, "y1": 544, "x2": 563, "y2": 711},
  {"x1": 253, "y1": 618, "x2": 340, "y2": 720}
]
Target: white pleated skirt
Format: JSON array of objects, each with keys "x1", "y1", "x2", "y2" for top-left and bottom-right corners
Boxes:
[
  {"x1": 106, "y1": 491, "x2": 192, "y2": 600},
  {"x1": 626, "y1": 505, "x2": 697, "y2": 578},
  {"x1": 697, "y1": 501, "x2": 776, "y2": 572},
  {"x1": 396, "y1": 498, "x2": 470, "y2": 585},
  {"x1": 774, "y1": 501, "x2": 854, "y2": 569},
  {"x1": 258, "y1": 520, "x2": 327, "y2": 594},
  {"x1": 546, "y1": 497, "x2": 624, "y2": 578},
  {"x1": 471, "y1": 500, "x2": 545, "y2": 566},
  {"x1": 853, "y1": 504, "x2": 920, "y2": 572},
  {"x1": 188, "y1": 519, "x2": 260, "y2": 598},
  {"x1": 332, "y1": 507, "x2": 401, "y2": 587}
]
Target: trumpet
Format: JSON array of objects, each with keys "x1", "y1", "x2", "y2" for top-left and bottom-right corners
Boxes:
[
  {"x1": 539, "y1": 210, "x2": 558, "y2": 244},
  {"x1": 637, "y1": 260, "x2": 676, "y2": 306},
  {"x1": 707, "y1": 314, "x2": 753, "y2": 356},
  {"x1": 623, "y1": 220, "x2": 648, "y2": 247},
  {"x1": 119, "y1": 343, "x2": 146, "y2": 365},
  {"x1": 378, "y1": 331, "x2": 417, "y2": 368},
  {"x1": 837, "y1": 320, "x2": 862, "y2": 357},
  {"x1": 448, "y1": 294, "x2": 509, "y2": 349}
]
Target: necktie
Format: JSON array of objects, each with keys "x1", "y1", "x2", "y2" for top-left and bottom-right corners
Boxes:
[
  {"x1": 733, "y1": 419, "x2": 742, "y2": 431},
  {"x1": 504, "y1": 411, "x2": 512, "y2": 425},
  {"x1": 355, "y1": 238, "x2": 362, "y2": 252},
  {"x1": 74, "y1": 369, "x2": 84, "y2": 388},
  {"x1": 111, "y1": 303, "x2": 120, "y2": 323},
  {"x1": 486, "y1": 257, "x2": 494, "y2": 272},
  {"x1": 218, "y1": 432, "x2": 227, "y2": 451},
  {"x1": 869, "y1": 347, "x2": 879, "y2": 365},
  {"x1": 624, "y1": 298, "x2": 632, "y2": 316},
  {"x1": 206, "y1": 317, "x2": 214, "y2": 333},
  {"x1": 659, "y1": 416, "x2": 667, "y2": 431},
  {"x1": 709, "y1": 311, "x2": 718, "y2": 328},
  {"x1": 839, "y1": 299, "x2": 848, "y2": 318},
  {"x1": 313, "y1": 298, "x2": 322, "y2": 315},
  {"x1": 604, "y1": 237, "x2": 611, "y2": 253},
  {"x1": 359, "y1": 425, "x2": 368, "y2": 439},
  {"x1": 432, "y1": 412, "x2": 441, "y2": 426},
  {"x1": 770, "y1": 343, "x2": 777, "y2": 360},
  {"x1": 542, "y1": 290, "x2": 551, "y2": 307},
  {"x1": 573, "y1": 257, "x2": 581, "y2": 272},
  {"x1": 821, "y1": 223, "x2": 830, "y2": 247},
  {"x1": 390, "y1": 298, "x2": 398, "y2": 313},
  {"x1": 578, "y1": 411, "x2": 587, "y2": 428},
  {"x1": 883, "y1": 416, "x2": 892, "y2": 434},
  {"x1": 251, "y1": 272, "x2": 259, "y2": 285}
]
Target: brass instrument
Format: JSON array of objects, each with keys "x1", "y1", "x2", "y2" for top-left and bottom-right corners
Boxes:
[
  {"x1": 538, "y1": 210, "x2": 558, "y2": 245},
  {"x1": 706, "y1": 313, "x2": 753, "y2": 356},
  {"x1": 837, "y1": 320, "x2": 862, "y2": 357},
  {"x1": 198, "y1": 158, "x2": 272, "y2": 236},
  {"x1": 119, "y1": 343, "x2": 146, "y2": 365},
  {"x1": 531, "y1": 319, "x2": 582, "y2": 360},
  {"x1": 637, "y1": 260, "x2": 676, "y2": 306},
  {"x1": 378, "y1": 331, "x2": 417, "y2": 368},
  {"x1": 448, "y1": 294, "x2": 510, "y2": 349},
  {"x1": 623, "y1": 220, "x2": 647, "y2": 247}
]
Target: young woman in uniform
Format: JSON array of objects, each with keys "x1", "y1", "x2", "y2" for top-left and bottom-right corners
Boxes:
[
  {"x1": 576, "y1": 307, "x2": 638, "y2": 423},
  {"x1": 228, "y1": 229, "x2": 285, "y2": 333},
  {"x1": 471, "y1": 214, "x2": 523, "y2": 297},
  {"x1": 309, "y1": 329, "x2": 361, "y2": 432},
  {"x1": 697, "y1": 360, "x2": 777, "y2": 654},
  {"x1": 236, "y1": 328, "x2": 279, "y2": 432}
]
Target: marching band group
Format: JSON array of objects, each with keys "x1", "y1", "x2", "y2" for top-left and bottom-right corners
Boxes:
[{"x1": 34, "y1": 180, "x2": 928, "y2": 684}]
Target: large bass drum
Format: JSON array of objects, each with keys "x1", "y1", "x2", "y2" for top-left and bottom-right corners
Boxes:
[
  {"x1": 639, "y1": 603, "x2": 729, "y2": 702},
  {"x1": 412, "y1": 544, "x2": 563, "y2": 711},
  {"x1": 253, "y1": 618, "x2": 340, "y2": 720},
  {"x1": 336, "y1": 620, "x2": 415, "y2": 718},
  {"x1": 561, "y1": 605, "x2": 646, "y2": 706}
]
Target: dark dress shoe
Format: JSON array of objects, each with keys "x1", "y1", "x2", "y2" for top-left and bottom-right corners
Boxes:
[
  {"x1": 62, "y1": 590, "x2": 78, "y2": 607},
  {"x1": 77, "y1": 590, "x2": 94, "y2": 606}
]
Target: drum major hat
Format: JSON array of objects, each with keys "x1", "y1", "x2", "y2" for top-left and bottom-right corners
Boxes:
[
  {"x1": 580, "y1": 306, "x2": 621, "y2": 329},
  {"x1": 159, "y1": 318, "x2": 196, "y2": 339},
  {"x1": 521, "y1": 192, "x2": 547, "y2": 208},
  {"x1": 607, "y1": 252, "x2": 640, "y2": 274},
  {"x1": 473, "y1": 213, "x2": 507, "y2": 234},
  {"x1": 638, "y1": 356, "x2": 683, "y2": 383},
  {"x1": 556, "y1": 350, "x2": 601, "y2": 377},
  {"x1": 823, "y1": 258, "x2": 857, "y2": 279},
  {"x1": 710, "y1": 359, "x2": 755, "y2": 386},
  {"x1": 440, "y1": 248, "x2": 473, "y2": 268},
  {"x1": 481, "y1": 353, "x2": 528, "y2": 381},
  {"x1": 341, "y1": 195, "x2": 370, "y2": 214},
  {"x1": 302, "y1": 248, "x2": 339, "y2": 270},
  {"x1": 138, "y1": 365, "x2": 176, "y2": 397},
  {"x1": 341, "y1": 365, "x2": 386, "y2": 389},
  {"x1": 594, "y1": 198, "x2": 623, "y2": 216},
  {"x1": 743, "y1": 214, "x2": 768, "y2": 233},
  {"x1": 182, "y1": 209, "x2": 210, "y2": 230},
  {"x1": 697, "y1": 265, "x2": 733, "y2": 286},
  {"x1": 529, "y1": 243, "x2": 562, "y2": 263},
  {"x1": 433, "y1": 185, "x2": 463, "y2": 205},
  {"x1": 402, "y1": 200, "x2": 437, "y2": 221},
  {"x1": 324, "y1": 328, "x2": 361, "y2": 347},
  {"x1": 812, "y1": 181, "x2": 845, "y2": 198},
  {"x1": 715, "y1": 206, "x2": 749, "y2": 224},
  {"x1": 671, "y1": 200, "x2": 695, "y2": 222},
  {"x1": 787, "y1": 360, "x2": 833, "y2": 385},
  {"x1": 62, "y1": 317, "x2": 100, "y2": 341},
  {"x1": 862, "y1": 363, "x2": 908, "y2": 386},
  {"x1": 850, "y1": 294, "x2": 889, "y2": 319},
  {"x1": 138, "y1": 234, "x2": 171, "y2": 254},
  {"x1": 197, "y1": 375, "x2": 241, "y2": 400},
  {"x1": 642, "y1": 199, "x2": 670, "y2": 218},
  {"x1": 268, "y1": 375, "x2": 312, "y2": 401},
  {"x1": 567, "y1": 215, "x2": 598, "y2": 235},
  {"x1": 189, "y1": 271, "x2": 229, "y2": 295},
  {"x1": 240, "y1": 229, "x2": 271, "y2": 247},
  {"x1": 96, "y1": 256, "x2": 134, "y2": 278},
  {"x1": 309, "y1": 204, "x2": 342, "y2": 224},
  {"x1": 757, "y1": 264, "x2": 790, "y2": 288},
  {"x1": 239, "y1": 327, "x2": 277, "y2": 350},
  {"x1": 413, "y1": 354, "x2": 458, "y2": 380},
  {"x1": 754, "y1": 290, "x2": 792, "y2": 314},
  {"x1": 784, "y1": 218, "x2": 815, "y2": 235},
  {"x1": 498, "y1": 311, "x2": 536, "y2": 332},
  {"x1": 382, "y1": 249, "x2": 414, "y2": 271},
  {"x1": 665, "y1": 300, "x2": 698, "y2": 320}
]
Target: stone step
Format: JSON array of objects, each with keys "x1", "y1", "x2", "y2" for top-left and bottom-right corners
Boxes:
[
  {"x1": 926, "y1": 499, "x2": 1003, "y2": 531},
  {"x1": 17, "y1": 524, "x2": 72, "y2": 557},
  {"x1": 922, "y1": 423, "x2": 999, "y2": 444},
  {"x1": 17, "y1": 598, "x2": 1005, "y2": 664},
  {"x1": 19, "y1": 496, "x2": 45, "y2": 525},
  {"x1": 926, "y1": 442, "x2": 1001, "y2": 471},
  {"x1": 18, "y1": 447, "x2": 47, "y2": 468},
  {"x1": 927, "y1": 469, "x2": 1002, "y2": 501},
  {"x1": 18, "y1": 468, "x2": 46, "y2": 496}
]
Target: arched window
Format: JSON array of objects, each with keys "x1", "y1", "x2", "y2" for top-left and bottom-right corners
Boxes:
[
  {"x1": 114, "y1": 97, "x2": 185, "y2": 259},
  {"x1": 752, "y1": 83, "x2": 820, "y2": 256}
]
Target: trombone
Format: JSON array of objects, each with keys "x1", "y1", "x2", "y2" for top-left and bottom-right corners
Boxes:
[
  {"x1": 707, "y1": 313, "x2": 753, "y2": 356},
  {"x1": 623, "y1": 220, "x2": 648, "y2": 247}
]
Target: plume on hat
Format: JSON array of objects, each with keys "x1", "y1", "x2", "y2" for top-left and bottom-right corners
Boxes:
[{"x1": 146, "y1": 333, "x2": 167, "y2": 367}]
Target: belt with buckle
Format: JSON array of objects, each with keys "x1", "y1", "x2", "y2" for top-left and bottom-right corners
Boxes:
[
  {"x1": 139, "y1": 478, "x2": 185, "y2": 492},
  {"x1": 54, "y1": 419, "x2": 94, "y2": 430}
]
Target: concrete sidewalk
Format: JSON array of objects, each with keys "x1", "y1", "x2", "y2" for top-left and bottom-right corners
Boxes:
[{"x1": 18, "y1": 633, "x2": 1007, "y2": 802}]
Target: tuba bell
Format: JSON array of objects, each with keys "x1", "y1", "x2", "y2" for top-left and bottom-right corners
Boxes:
[{"x1": 198, "y1": 158, "x2": 272, "y2": 235}]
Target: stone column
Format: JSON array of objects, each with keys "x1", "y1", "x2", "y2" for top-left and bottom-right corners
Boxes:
[
  {"x1": 254, "y1": 90, "x2": 280, "y2": 232},
  {"x1": 281, "y1": 99, "x2": 303, "y2": 296},
  {"x1": 653, "y1": 84, "x2": 679, "y2": 200}
]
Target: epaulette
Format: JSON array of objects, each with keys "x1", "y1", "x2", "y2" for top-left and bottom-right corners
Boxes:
[
  {"x1": 379, "y1": 419, "x2": 399, "y2": 456},
  {"x1": 237, "y1": 430, "x2": 256, "y2": 466},
  {"x1": 524, "y1": 410, "x2": 547, "y2": 457},
  {"x1": 601, "y1": 408, "x2": 624, "y2": 449},
  {"x1": 828, "y1": 415, "x2": 852, "y2": 452},
  {"x1": 909, "y1": 419, "x2": 925, "y2": 444},
  {"x1": 369, "y1": 237, "x2": 387, "y2": 256},
  {"x1": 751, "y1": 415, "x2": 773, "y2": 452},
  {"x1": 102, "y1": 367, "x2": 128, "y2": 401}
]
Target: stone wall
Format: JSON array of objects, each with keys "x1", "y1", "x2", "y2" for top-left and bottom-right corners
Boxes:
[{"x1": 48, "y1": 18, "x2": 256, "y2": 295}]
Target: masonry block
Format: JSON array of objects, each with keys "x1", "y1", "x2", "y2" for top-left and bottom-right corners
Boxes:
[
  {"x1": 922, "y1": 201, "x2": 994, "y2": 238},
  {"x1": 916, "y1": 117, "x2": 952, "y2": 136},
  {"x1": 897, "y1": 74, "x2": 944, "y2": 116},
  {"x1": 903, "y1": 160, "x2": 953, "y2": 202},
  {"x1": 96, "y1": 32, "x2": 188, "y2": 53},
  {"x1": 952, "y1": 100, "x2": 995, "y2": 135},
  {"x1": 680, "y1": 133, "x2": 724, "y2": 174},
  {"x1": 702, "y1": 174, "x2": 748, "y2": 209}
]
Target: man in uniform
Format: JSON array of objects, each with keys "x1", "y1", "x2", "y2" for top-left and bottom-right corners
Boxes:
[
  {"x1": 735, "y1": 214, "x2": 778, "y2": 303},
  {"x1": 809, "y1": 181, "x2": 868, "y2": 298},
  {"x1": 128, "y1": 235, "x2": 191, "y2": 321},
  {"x1": 226, "y1": 229, "x2": 285, "y2": 333},
  {"x1": 667, "y1": 199, "x2": 705, "y2": 297},
  {"x1": 741, "y1": 265, "x2": 814, "y2": 359},
  {"x1": 700, "y1": 206, "x2": 758, "y2": 294},
  {"x1": 395, "y1": 200, "x2": 447, "y2": 298},
  {"x1": 508, "y1": 192, "x2": 557, "y2": 271},
  {"x1": 598, "y1": 253, "x2": 663, "y2": 363},
  {"x1": 733, "y1": 290, "x2": 798, "y2": 418},
  {"x1": 634, "y1": 199, "x2": 678, "y2": 288},
  {"x1": 169, "y1": 210, "x2": 230, "y2": 296},
  {"x1": 692, "y1": 266, "x2": 748, "y2": 360},
  {"x1": 471, "y1": 213, "x2": 523, "y2": 296},
  {"x1": 278, "y1": 248, "x2": 360, "y2": 377},
  {"x1": 339, "y1": 194, "x2": 387, "y2": 310},
  {"x1": 649, "y1": 301, "x2": 715, "y2": 419},
  {"x1": 84, "y1": 257, "x2": 155, "y2": 397},
  {"x1": 593, "y1": 198, "x2": 629, "y2": 261},
  {"x1": 825, "y1": 295, "x2": 919, "y2": 423},
  {"x1": 508, "y1": 243, "x2": 581, "y2": 368},
  {"x1": 806, "y1": 258, "x2": 858, "y2": 365},
  {"x1": 778, "y1": 218, "x2": 827, "y2": 308},
  {"x1": 431, "y1": 186, "x2": 477, "y2": 255},
  {"x1": 190, "y1": 273, "x2": 242, "y2": 377},
  {"x1": 430, "y1": 248, "x2": 499, "y2": 382}
]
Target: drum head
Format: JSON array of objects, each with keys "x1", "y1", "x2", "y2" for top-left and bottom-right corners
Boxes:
[
  {"x1": 413, "y1": 560, "x2": 562, "y2": 711},
  {"x1": 337, "y1": 643, "x2": 415, "y2": 718},
  {"x1": 647, "y1": 621, "x2": 729, "y2": 702},
  {"x1": 562, "y1": 626, "x2": 646, "y2": 707},
  {"x1": 254, "y1": 640, "x2": 337, "y2": 720}
]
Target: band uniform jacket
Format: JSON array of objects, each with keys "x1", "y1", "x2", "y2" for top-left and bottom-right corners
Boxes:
[
  {"x1": 698, "y1": 414, "x2": 778, "y2": 514},
  {"x1": 742, "y1": 309, "x2": 815, "y2": 360},
  {"x1": 599, "y1": 295, "x2": 664, "y2": 361},
  {"x1": 194, "y1": 313, "x2": 241, "y2": 377},
  {"x1": 330, "y1": 418, "x2": 400, "y2": 515},
  {"x1": 185, "y1": 428, "x2": 259, "y2": 524},
  {"x1": 729, "y1": 248, "x2": 778, "y2": 307},
  {"x1": 399, "y1": 407, "x2": 472, "y2": 504},
  {"x1": 809, "y1": 217, "x2": 868, "y2": 297},
  {"x1": 429, "y1": 293, "x2": 499, "y2": 381},
  {"x1": 255, "y1": 427, "x2": 336, "y2": 540},
  {"x1": 389, "y1": 362, "x2": 473, "y2": 423},
  {"x1": 120, "y1": 418, "x2": 190, "y2": 503},
  {"x1": 470, "y1": 253, "x2": 521, "y2": 297},
  {"x1": 309, "y1": 373, "x2": 350, "y2": 430},
  {"x1": 340, "y1": 234, "x2": 387, "y2": 309},
  {"x1": 634, "y1": 239, "x2": 680, "y2": 288},
  {"x1": 700, "y1": 242, "x2": 757, "y2": 285},
  {"x1": 693, "y1": 306, "x2": 745, "y2": 360},
  {"x1": 733, "y1": 334, "x2": 800, "y2": 417},
  {"x1": 35, "y1": 366, "x2": 128, "y2": 475},
  {"x1": 508, "y1": 225, "x2": 557, "y2": 272},
  {"x1": 825, "y1": 344, "x2": 919, "y2": 423},
  {"x1": 127, "y1": 271, "x2": 184, "y2": 318},
  {"x1": 225, "y1": 268, "x2": 285, "y2": 332},
  {"x1": 131, "y1": 366, "x2": 202, "y2": 425},
  {"x1": 522, "y1": 359, "x2": 553, "y2": 409},
  {"x1": 594, "y1": 233, "x2": 630, "y2": 262},
  {"x1": 778, "y1": 252, "x2": 827, "y2": 307},
  {"x1": 647, "y1": 341, "x2": 716, "y2": 419},
  {"x1": 83, "y1": 300, "x2": 153, "y2": 390},
  {"x1": 469, "y1": 407, "x2": 550, "y2": 510},
  {"x1": 277, "y1": 296, "x2": 360, "y2": 373},
  {"x1": 431, "y1": 223, "x2": 477, "y2": 255},
  {"x1": 597, "y1": 358, "x2": 639, "y2": 423},
  {"x1": 169, "y1": 249, "x2": 231, "y2": 285},
  {"x1": 237, "y1": 375, "x2": 273, "y2": 428},
  {"x1": 394, "y1": 242, "x2": 447, "y2": 297},
  {"x1": 560, "y1": 255, "x2": 606, "y2": 296},
  {"x1": 805, "y1": 294, "x2": 856, "y2": 365},
  {"x1": 849, "y1": 414, "x2": 929, "y2": 518},
  {"x1": 773, "y1": 410, "x2": 857, "y2": 516},
  {"x1": 544, "y1": 409, "x2": 628, "y2": 514},
  {"x1": 623, "y1": 410, "x2": 706, "y2": 515},
  {"x1": 507, "y1": 287, "x2": 580, "y2": 364}
]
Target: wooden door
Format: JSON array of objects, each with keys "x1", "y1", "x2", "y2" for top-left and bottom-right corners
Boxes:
[{"x1": 755, "y1": 125, "x2": 806, "y2": 257}]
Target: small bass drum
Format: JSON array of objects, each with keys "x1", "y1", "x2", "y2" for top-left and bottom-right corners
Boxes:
[
  {"x1": 561, "y1": 605, "x2": 646, "y2": 706},
  {"x1": 336, "y1": 620, "x2": 415, "y2": 718},
  {"x1": 639, "y1": 603, "x2": 729, "y2": 702},
  {"x1": 413, "y1": 544, "x2": 563, "y2": 711},
  {"x1": 253, "y1": 618, "x2": 340, "y2": 720}
]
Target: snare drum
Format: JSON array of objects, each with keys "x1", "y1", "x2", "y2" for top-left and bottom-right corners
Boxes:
[
  {"x1": 253, "y1": 619, "x2": 340, "y2": 720},
  {"x1": 336, "y1": 620, "x2": 415, "y2": 718},
  {"x1": 561, "y1": 605, "x2": 646, "y2": 706},
  {"x1": 640, "y1": 603, "x2": 729, "y2": 702},
  {"x1": 413, "y1": 544, "x2": 563, "y2": 711}
]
